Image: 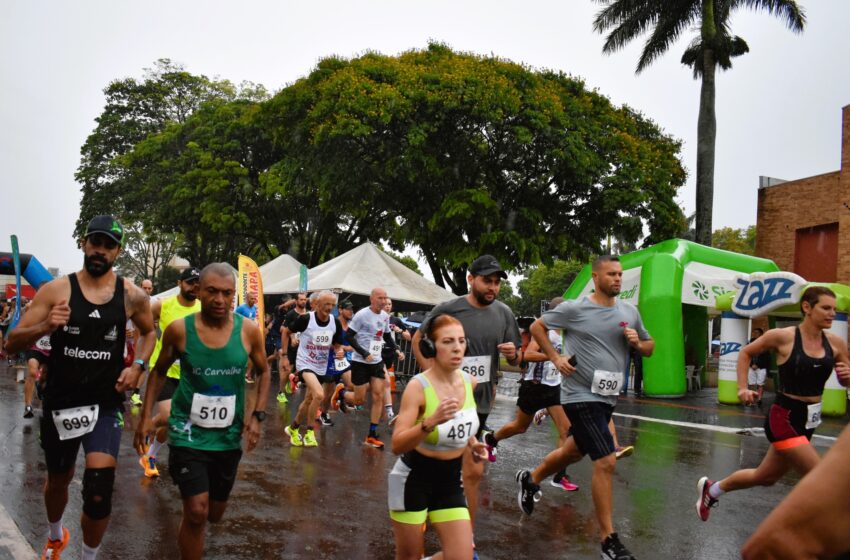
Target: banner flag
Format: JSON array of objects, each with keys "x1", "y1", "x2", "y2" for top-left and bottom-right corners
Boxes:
[{"x1": 237, "y1": 255, "x2": 264, "y2": 337}]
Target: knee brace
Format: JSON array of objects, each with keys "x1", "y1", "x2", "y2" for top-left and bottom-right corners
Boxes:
[{"x1": 82, "y1": 467, "x2": 115, "y2": 520}]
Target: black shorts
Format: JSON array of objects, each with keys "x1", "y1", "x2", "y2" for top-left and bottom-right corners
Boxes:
[
  {"x1": 388, "y1": 450, "x2": 468, "y2": 523},
  {"x1": 265, "y1": 336, "x2": 281, "y2": 356},
  {"x1": 156, "y1": 377, "x2": 180, "y2": 402},
  {"x1": 168, "y1": 445, "x2": 243, "y2": 501},
  {"x1": 351, "y1": 361, "x2": 385, "y2": 386},
  {"x1": 287, "y1": 347, "x2": 298, "y2": 365},
  {"x1": 298, "y1": 369, "x2": 336, "y2": 386},
  {"x1": 382, "y1": 351, "x2": 398, "y2": 371},
  {"x1": 40, "y1": 407, "x2": 124, "y2": 473},
  {"x1": 516, "y1": 381, "x2": 560, "y2": 415},
  {"x1": 27, "y1": 351, "x2": 49, "y2": 365},
  {"x1": 563, "y1": 401, "x2": 615, "y2": 461},
  {"x1": 765, "y1": 393, "x2": 816, "y2": 447}
]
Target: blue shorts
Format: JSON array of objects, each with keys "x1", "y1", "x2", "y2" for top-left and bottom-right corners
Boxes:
[{"x1": 40, "y1": 407, "x2": 124, "y2": 473}]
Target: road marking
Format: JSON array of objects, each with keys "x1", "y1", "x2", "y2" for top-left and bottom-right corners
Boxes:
[
  {"x1": 0, "y1": 500, "x2": 35, "y2": 559},
  {"x1": 614, "y1": 412, "x2": 837, "y2": 443}
]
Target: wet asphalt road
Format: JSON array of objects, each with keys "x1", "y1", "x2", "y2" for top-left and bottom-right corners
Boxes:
[{"x1": 1, "y1": 364, "x2": 847, "y2": 559}]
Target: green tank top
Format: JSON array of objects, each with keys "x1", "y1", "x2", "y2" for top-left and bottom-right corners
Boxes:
[
  {"x1": 416, "y1": 371, "x2": 479, "y2": 452},
  {"x1": 169, "y1": 314, "x2": 249, "y2": 451},
  {"x1": 150, "y1": 296, "x2": 201, "y2": 379}
]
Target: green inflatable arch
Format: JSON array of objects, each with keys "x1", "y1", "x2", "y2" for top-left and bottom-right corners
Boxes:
[{"x1": 563, "y1": 239, "x2": 779, "y2": 397}]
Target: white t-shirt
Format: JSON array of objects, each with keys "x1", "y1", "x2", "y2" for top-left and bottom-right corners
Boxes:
[{"x1": 349, "y1": 307, "x2": 390, "y2": 364}]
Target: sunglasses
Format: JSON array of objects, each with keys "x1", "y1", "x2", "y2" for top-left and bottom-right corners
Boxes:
[{"x1": 87, "y1": 234, "x2": 119, "y2": 250}]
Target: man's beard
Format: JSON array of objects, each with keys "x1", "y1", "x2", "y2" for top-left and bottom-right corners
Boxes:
[
  {"x1": 472, "y1": 288, "x2": 495, "y2": 306},
  {"x1": 83, "y1": 254, "x2": 112, "y2": 277},
  {"x1": 179, "y1": 288, "x2": 197, "y2": 301}
]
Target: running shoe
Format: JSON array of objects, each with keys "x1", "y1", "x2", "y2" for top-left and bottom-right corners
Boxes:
[
  {"x1": 319, "y1": 413, "x2": 334, "y2": 426},
  {"x1": 41, "y1": 527, "x2": 69, "y2": 560},
  {"x1": 615, "y1": 445, "x2": 634, "y2": 460},
  {"x1": 130, "y1": 393, "x2": 143, "y2": 406},
  {"x1": 285, "y1": 425, "x2": 303, "y2": 447},
  {"x1": 139, "y1": 455, "x2": 160, "y2": 478},
  {"x1": 245, "y1": 375, "x2": 256, "y2": 384},
  {"x1": 515, "y1": 469, "x2": 541, "y2": 515},
  {"x1": 386, "y1": 407, "x2": 395, "y2": 424},
  {"x1": 533, "y1": 409, "x2": 548, "y2": 426},
  {"x1": 364, "y1": 435, "x2": 385, "y2": 449},
  {"x1": 601, "y1": 532, "x2": 636, "y2": 560},
  {"x1": 303, "y1": 429, "x2": 318, "y2": 447},
  {"x1": 288, "y1": 373, "x2": 298, "y2": 394},
  {"x1": 331, "y1": 383, "x2": 345, "y2": 411},
  {"x1": 482, "y1": 431, "x2": 498, "y2": 462},
  {"x1": 695, "y1": 476, "x2": 718, "y2": 522},
  {"x1": 550, "y1": 474, "x2": 579, "y2": 492},
  {"x1": 276, "y1": 392, "x2": 288, "y2": 404},
  {"x1": 23, "y1": 405, "x2": 34, "y2": 419}
]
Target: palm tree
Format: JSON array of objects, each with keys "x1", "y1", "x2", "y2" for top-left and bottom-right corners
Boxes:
[{"x1": 593, "y1": 0, "x2": 805, "y2": 246}]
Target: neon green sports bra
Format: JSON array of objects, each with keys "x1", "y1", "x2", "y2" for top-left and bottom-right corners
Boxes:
[{"x1": 416, "y1": 371, "x2": 479, "y2": 452}]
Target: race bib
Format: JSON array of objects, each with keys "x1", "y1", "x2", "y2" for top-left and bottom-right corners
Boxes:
[
  {"x1": 436, "y1": 407, "x2": 479, "y2": 448},
  {"x1": 335, "y1": 358, "x2": 350, "y2": 371},
  {"x1": 591, "y1": 370, "x2": 622, "y2": 396},
  {"x1": 543, "y1": 364, "x2": 560, "y2": 384},
  {"x1": 462, "y1": 355, "x2": 491, "y2": 383},
  {"x1": 313, "y1": 330, "x2": 332, "y2": 346},
  {"x1": 35, "y1": 336, "x2": 52, "y2": 351},
  {"x1": 806, "y1": 402, "x2": 822, "y2": 430},
  {"x1": 190, "y1": 394, "x2": 236, "y2": 429},
  {"x1": 52, "y1": 405, "x2": 99, "y2": 441},
  {"x1": 369, "y1": 340, "x2": 384, "y2": 357}
]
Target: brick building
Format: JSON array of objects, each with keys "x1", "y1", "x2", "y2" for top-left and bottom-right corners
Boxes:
[{"x1": 755, "y1": 105, "x2": 850, "y2": 284}]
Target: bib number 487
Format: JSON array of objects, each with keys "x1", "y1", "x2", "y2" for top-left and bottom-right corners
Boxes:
[{"x1": 447, "y1": 422, "x2": 473, "y2": 440}]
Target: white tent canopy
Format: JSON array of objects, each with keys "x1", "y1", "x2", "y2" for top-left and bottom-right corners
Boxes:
[
  {"x1": 152, "y1": 254, "x2": 300, "y2": 300},
  {"x1": 265, "y1": 242, "x2": 455, "y2": 307}
]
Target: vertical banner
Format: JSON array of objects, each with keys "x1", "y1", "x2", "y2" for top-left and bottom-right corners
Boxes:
[
  {"x1": 718, "y1": 311, "x2": 749, "y2": 404},
  {"x1": 237, "y1": 255, "x2": 264, "y2": 337},
  {"x1": 9, "y1": 235, "x2": 22, "y2": 332},
  {"x1": 822, "y1": 312, "x2": 848, "y2": 417},
  {"x1": 299, "y1": 264, "x2": 308, "y2": 292}
]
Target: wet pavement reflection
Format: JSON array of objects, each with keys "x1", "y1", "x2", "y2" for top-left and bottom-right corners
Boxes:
[{"x1": 1, "y1": 365, "x2": 846, "y2": 559}]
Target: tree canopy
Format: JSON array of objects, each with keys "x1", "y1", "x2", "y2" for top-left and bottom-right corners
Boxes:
[{"x1": 77, "y1": 46, "x2": 688, "y2": 294}]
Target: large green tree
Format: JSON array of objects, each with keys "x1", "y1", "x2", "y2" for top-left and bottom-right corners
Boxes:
[
  {"x1": 266, "y1": 44, "x2": 687, "y2": 293},
  {"x1": 711, "y1": 225, "x2": 756, "y2": 254},
  {"x1": 593, "y1": 0, "x2": 805, "y2": 247}
]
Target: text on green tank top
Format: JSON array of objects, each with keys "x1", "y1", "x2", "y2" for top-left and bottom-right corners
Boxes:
[
  {"x1": 169, "y1": 314, "x2": 249, "y2": 451},
  {"x1": 417, "y1": 371, "x2": 479, "y2": 452}
]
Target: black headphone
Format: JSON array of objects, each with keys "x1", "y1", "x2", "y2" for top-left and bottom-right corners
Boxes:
[{"x1": 418, "y1": 314, "x2": 445, "y2": 359}]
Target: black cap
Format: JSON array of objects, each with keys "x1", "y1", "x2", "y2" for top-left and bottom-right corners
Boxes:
[
  {"x1": 179, "y1": 267, "x2": 201, "y2": 282},
  {"x1": 468, "y1": 255, "x2": 507, "y2": 278},
  {"x1": 339, "y1": 300, "x2": 354, "y2": 309},
  {"x1": 85, "y1": 215, "x2": 125, "y2": 245}
]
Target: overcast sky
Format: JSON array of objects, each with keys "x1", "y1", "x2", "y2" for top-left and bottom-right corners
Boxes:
[{"x1": 1, "y1": 0, "x2": 848, "y2": 276}]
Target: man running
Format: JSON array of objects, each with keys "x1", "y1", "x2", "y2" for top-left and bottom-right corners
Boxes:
[
  {"x1": 5, "y1": 215, "x2": 156, "y2": 560},
  {"x1": 516, "y1": 255, "x2": 653, "y2": 560},
  {"x1": 134, "y1": 263, "x2": 270, "y2": 560},
  {"x1": 280, "y1": 291, "x2": 344, "y2": 446},
  {"x1": 279, "y1": 292, "x2": 308, "y2": 399},
  {"x1": 381, "y1": 297, "x2": 409, "y2": 421},
  {"x1": 138, "y1": 267, "x2": 201, "y2": 478},
  {"x1": 696, "y1": 286, "x2": 849, "y2": 523},
  {"x1": 23, "y1": 332, "x2": 51, "y2": 418},
  {"x1": 329, "y1": 300, "x2": 356, "y2": 412},
  {"x1": 411, "y1": 254, "x2": 522, "y2": 552},
  {"x1": 337, "y1": 287, "x2": 398, "y2": 448},
  {"x1": 747, "y1": 327, "x2": 771, "y2": 406},
  {"x1": 235, "y1": 292, "x2": 259, "y2": 383},
  {"x1": 128, "y1": 278, "x2": 155, "y2": 406}
]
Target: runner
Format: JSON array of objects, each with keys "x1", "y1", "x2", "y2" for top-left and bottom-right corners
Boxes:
[
  {"x1": 411, "y1": 254, "x2": 522, "y2": 554},
  {"x1": 268, "y1": 296, "x2": 293, "y2": 403},
  {"x1": 483, "y1": 297, "x2": 579, "y2": 492},
  {"x1": 389, "y1": 314, "x2": 487, "y2": 559},
  {"x1": 696, "y1": 286, "x2": 849, "y2": 522},
  {"x1": 235, "y1": 292, "x2": 258, "y2": 383},
  {"x1": 329, "y1": 300, "x2": 356, "y2": 412},
  {"x1": 280, "y1": 291, "x2": 344, "y2": 447},
  {"x1": 280, "y1": 292, "x2": 308, "y2": 399},
  {"x1": 516, "y1": 255, "x2": 653, "y2": 560},
  {"x1": 23, "y1": 332, "x2": 51, "y2": 418},
  {"x1": 138, "y1": 267, "x2": 201, "y2": 479},
  {"x1": 134, "y1": 262, "x2": 270, "y2": 560},
  {"x1": 4, "y1": 215, "x2": 156, "y2": 560},
  {"x1": 337, "y1": 287, "x2": 398, "y2": 448},
  {"x1": 747, "y1": 327, "x2": 771, "y2": 407},
  {"x1": 128, "y1": 278, "x2": 154, "y2": 406}
]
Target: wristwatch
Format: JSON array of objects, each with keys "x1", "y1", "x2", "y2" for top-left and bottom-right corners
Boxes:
[
  {"x1": 252, "y1": 410, "x2": 267, "y2": 422},
  {"x1": 133, "y1": 359, "x2": 147, "y2": 371}
]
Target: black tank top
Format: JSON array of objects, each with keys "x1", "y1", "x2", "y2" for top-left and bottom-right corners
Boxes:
[
  {"x1": 45, "y1": 273, "x2": 127, "y2": 411},
  {"x1": 776, "y1": 327, "x2": 834, "y2": 397}
]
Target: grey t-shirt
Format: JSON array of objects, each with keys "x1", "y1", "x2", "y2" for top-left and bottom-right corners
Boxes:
[
  {"x1": 422, "y1": 297, "x2": 521, "y2": 414},
  {"x1": 542, "y1": 296, "x2": 650, "y2": 406}
]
